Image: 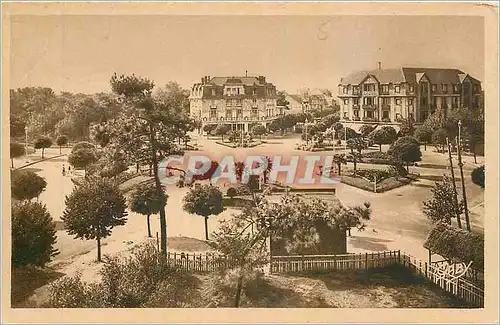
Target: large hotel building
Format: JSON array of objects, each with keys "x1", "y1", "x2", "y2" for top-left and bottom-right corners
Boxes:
[
  {"x1": 189, "y1": 75, "x2": 280, "y2": 132},
  {"x1": 338, "y1": 66, "x2": 482, "y2": 126}
]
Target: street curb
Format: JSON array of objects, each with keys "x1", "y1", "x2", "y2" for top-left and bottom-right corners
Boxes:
[{"x1": 15, "y1": 154, "x2": 67, "y2": 170}]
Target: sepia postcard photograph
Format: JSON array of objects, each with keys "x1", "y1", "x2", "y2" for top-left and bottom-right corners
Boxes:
[{"x1": 1, "y1": 2, "x2": 499, "y2": 324}]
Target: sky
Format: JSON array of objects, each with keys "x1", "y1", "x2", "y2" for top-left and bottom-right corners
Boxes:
[{"x1": 9, "y1": 15, "x2": 484, "y2": 95}]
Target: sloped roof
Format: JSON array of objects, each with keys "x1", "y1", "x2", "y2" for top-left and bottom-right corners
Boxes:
[
  {"x1": 340, "y1": 68, "x2": 405, "y2": 84},
  {"x1": 287, "y1": 94, "x2": 304, "y2": 104},
  {"x1": 402, "y1": 67, "x2": 465, "y2": 84},
  {"x1": 209, "y1": 76, "x2": 265, "y2": 86},
  {"x1": 340, "y1": 67, "x2": 481, "y2": 86}
]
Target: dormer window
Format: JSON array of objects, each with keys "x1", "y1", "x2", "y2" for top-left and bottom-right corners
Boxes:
[{"x1": 395, "y1": 85, "x2": 400, "y2": 93}]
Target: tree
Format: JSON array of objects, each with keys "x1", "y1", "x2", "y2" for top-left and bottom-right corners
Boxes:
[
  {"x1": 129, "y1": 183, "x2": 168, "y2": 237},
  {"x1": 347, "y1": 137, "x2": 368, "y2": 154},
  {"x1": 359, "y1": 124, "x2": 376, "y2": 138},
  {"x1": 423, "y1": 175, "x2": 463, "y2": 225},
  {"x1": 34, "y1": 136, "x2": 53, "y2": 159},
  {"x1": 10, "y1": 142, "x2": 25, "y2": 168},
  {"x1": 90, "y1": 123, "x2": 111, "y2": 148},
  {"x1": 380, "y1": 126, "x2": 397, "y2": 143},
  {"x1": 471, "y1": 165, "x2": 485, "y2": 189},
  {"x1": 215, "y1": 124, "x2": 231, "y2": 142},
  {"x1": 414, "y1": 125, "x2": 433, "y2": 151},
  {"x1": 338, "y1": 127, "x2": 358, "y2": 140},
  {"x1": 108, "y1": 74, "x2": 197, "y2": 254},
  {"x1": 320, "y1": 114, "x2": 340, "y2": 129},
  {"x1": 422, "y1": 112, "x2": 444, "y2": 132},
  {"x1": 68, "y1": 147, "x2": 98, "y2": 177},
  {"x1": 11, "y1": 201, "x2": 59, "y2": 268},
  {"x1": 331, "y1": 154, "x2": 347, "y2": 176},
  {"x1": 11, "y1": 170, "x2": 47, "y2": 201},
  {"x1": 399, "y1": 117, "x2": 416, "y2": 136},
  {"x1": 210, "y1": 193, "x2": 371, "y2": 307},
  {"x1": 182, "y1": 184, "x2": 225, "y2": 240},
  {"x1": 469, "y1": 116, "x2": 485, "y2": 163},
  {"x1": 63, "y1": 178, "x2": 127, "y2": 262},
  {"x1": 55, "y1": 135, "x2": 68, "y2": 154},
  {"x1": 432, "y1": 128, "x2": 448, "y2": 152},
  {"x1": 276, "y1": 90, "x2": 289, "y2": 108},
  {"x1": 388, "y1": 136, "x2": 422, "y2": 172},
  {"x1": 71, "y1": 141, "x2": 96, "y2": 153},
  {"x1": 369, "y1": 128, "x2": 392, "y2": 151},
  {"x1": 347, "y1": 152, "x2": 362, "y2": 175},
  {"x1": 203, "y1": 123, "x2": 217, "y2": 135},
  {"x1": 251, "y1": 124, "x2": 266, "y2": 140}
]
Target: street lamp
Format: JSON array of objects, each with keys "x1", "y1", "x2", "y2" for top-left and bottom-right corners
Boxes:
[
  {"x1": 305, "y1": 118, "x2": 309, "y2": 144},
  {"x1": 457, "y1": 120, "x2": 471, "y2": 231}
]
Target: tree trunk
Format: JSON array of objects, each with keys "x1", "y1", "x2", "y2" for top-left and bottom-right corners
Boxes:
[
  {"x1": 472, "y1": 142, "x2": 477, "y2": 163},
  {"x1": 42, "y1": 148, "x2": 45, "y2": 159},
  {"x1": 337, "y1": 163, "x2": 341, "y2": 176},
  {"x1": 348, "y1": 228, "x2": 351, "y2": 237},
  {"x1": 353, "y1": 159, "x2": 357, "y2": 174},
  {"x1": 97, "y1": 235, "x2": 102, "y2": 262},
  {"x1": 149, "y1": 123, "x2": 167, "y2": 253},
  {"x1": 149, "y1": 164, "x2": 152, "y2": 177},
  {"x1": 147, "y1": 214, "x2": 152, "y2": 237},
  {"x1": 11, "y1": 158, "x2": 14, "y2": 169},
  {"x1": 379, "y1": 144, "x2": 382, "y2": 152},
  {"x1": 424, "y1": 142, "x2": 427, "y2": 151},
  {"x1": 406, "y1": 162, "x2": 409, "y2": 173},
  {"x1": 234, "y1": 272, "x2": 244, "y2": 307},
  {"x1": 204, "y1": 216, "x2": 209, "y2": 240},
  {"x1": 136, "y1": 163, "x2": 139, "y2": 173},
  {"x1": 59, "y1": 146, "x2": 62, "y2": 154}
]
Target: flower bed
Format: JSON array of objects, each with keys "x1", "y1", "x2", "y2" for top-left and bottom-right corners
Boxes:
[
  {"x1": 341, "y1": 171, "x2": 411, "y2": 193},
  {"x1": 216, "y1": 140, "x2": 264, "y2": 148}
]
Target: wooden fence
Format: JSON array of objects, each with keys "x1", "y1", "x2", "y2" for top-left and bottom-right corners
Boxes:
[
  {"x1": 163, "y1": 249, "x2": 483, "y2": 307},
  {"x1": 400, "y1": 252, "x2": 484, "y2": 307},
  {"x1": 270, "y1": 251, "x2": 400, "y2": 273}
]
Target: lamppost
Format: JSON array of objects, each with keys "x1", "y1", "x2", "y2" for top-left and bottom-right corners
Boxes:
[
  {"x1": 344, "y1": 125, "x2": 347, "y2": 155},
  {"x1": 457, "y1": 120, "x2": 471, "y2": 231},
  {"x1": 305, "y1": 118, "x2": 309, "y2": 144}
]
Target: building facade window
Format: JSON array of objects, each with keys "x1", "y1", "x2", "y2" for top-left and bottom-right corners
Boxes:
[
  {"x1": 382, "y1": 110, "x2": 390, "y2": 119},
  {"x1": 226, "y1": 110, "x2": 232, "y2": 119},
  {"x1": 442, "y1": 84, "x2": 448, "y2": 93},
  {"x1": 381, "y1": 85, "x2": 389, "y2": 93},
  {"x1": 395, "y1": 85, "x2": 400, "y2": 93},
  {"x1": 363, "y1": 84, "x2": 376, "y2": 92},
  {"x1": 353, "y1": 98, "x2": 359, "y2": 105},
  {"x1": 395, "y1": 97, "x2": 401, "y2": 105},
  {"x1": 236, "y1": 109, "x2": 243, "y2": 118},
  {"x1": 251, "y1": 108, "x2": 258, "y2": 119},
  {"x1": 210, "y1": 108, "x2": 217, "y2": 119},
  {"x1": 408, "y1": 98, "x2": 414, "y2": 105},
  {"x1": 343, "y1": 86, "x2": 348, "y2": 94},
  {"x1": 452, "y1": 97, "x2": 459, "y2": 108},
  {"x1": 453, "y1": 84, "x2": 460, "y2": 93},
  {"x1": 431, "y1": 84, "x2": 437, "y2": 92},
  {"x1": 366, "y1": 110, "x2": 374, "y2": 118},
  {"x1": 343, "y1": 98, "x2": 349, "y2": 105},
  {"x1": 211, "y1": 89, "x2": 216, "y2": 96},
  {"x1": 353, "y1": 109, "x2": 360, "y2": 118},
  {"x1": 353, "y1": 86, "x2": 359, "y2": 94},
  {"x1": 382, "y1": 97, "x2": 390, "y2": 105},
  {"x1": 363, "y1": 97, "x2": 374, "y2": 105},
  {"x1": 408, "y1": 84, "x2": 415, "y2": 93}
]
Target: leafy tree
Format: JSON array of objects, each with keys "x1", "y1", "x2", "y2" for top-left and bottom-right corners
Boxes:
[
  {"x1": 399, "y1": 117, "x2": 416, "y2": 136},
  {"x1": 331, "y1": 154, "x2": 347, "y2": 176},
  {"x1": 423, "y1": 175, "x2": 463, "y2": 225},
  {"x1": 68, "y1": 147, "x2": 98, "y2": 176},
  {"x1": 10, "y1": 142, "x2": 25, "y2": 168},
  {"x1": 347, "y1": 152, "x2": 362, "y2": 175},
  {"x1": 414, "y1": 125, "x2": 433, "y2": 151},
  {"x1": 388, "y1": 136, "x2": 422, "y2": 172},
  {"x1": 347, "y1": 137, "x2": 368, "y2": 154},
  {"x1": 11, "y1": 170, "x2": 47, "y2": 201},
  {"x1": 469, "y1": 116, "x2": 485, "y2": 163},
  {"x1": 338, "y1": 127, "x2": 358, "y2": 141},
  {"x1": 71, "y1": 141, "x2": 96, "y2": 153},
  {"x1": 432, "y1": 128, "x2": 448, "y2": 152},
  {"x1": 11, "y1": 201, "x2": 59, "y2": 268},
  {"x1": 380, "y1": 126, "x2": 397, "y2": 143},
  {"x1": 227, "y1": 187, "x2": 238, "y2": 199},
  {"x1": 276, "y1": 90, "x2": 289, "y2": 108},
  {"x1": 422, "y1": 112, "x2": 443, "y2": 132},
  {"x1": 182, "y1": 184, "x2": 225, "y2": 240},
  {"x1": 55, "y1": 135, "x2": 68, "y2": 154},
  {"x1": 129, "y1": 183, "x2": 167, "y2": 237},
  {"x1": 359, "y1": 124, "x2": 376, "y2": 138},
  {"x1": 320, "y1": 114, "x2": 340, "y2": 129},
  {"x1": 471, "y1": 165, "x2": 485, "y2": 189},
  {"x1": 90, "y1": 123, "x2": 111, "y2": 148},
  {"x1": 108, "y1": 74, "x2": 191, "y2": 253},
  {"x1": 62, "y1": 177, "x2": 128, "y2": 262},
  {"x1": 251, "y1": 124, "x2": 266, "y2": 140},
  {"x1": 281, "y1": 114, "x2": 297, "y2": 130},
  {"x1": 34, "y1": 136, "x2": 53, "y2": 159},
  {"x1": 315, "y1": 121, "x2": 328, "y2": 133},
  {"x1": 203, "y1": 123, "x2": 217, "y2": 135},
  {"x1": 215, "y1": 124, "x2": 231, "y2": 141},
  {"x1": 369, "y1": 128, "x2": 392, "y2": 151}
]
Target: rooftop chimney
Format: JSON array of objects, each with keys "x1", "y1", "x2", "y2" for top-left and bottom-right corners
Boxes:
[{"x1": 378, "y1": 62, "x2": 382, "y2": 70}]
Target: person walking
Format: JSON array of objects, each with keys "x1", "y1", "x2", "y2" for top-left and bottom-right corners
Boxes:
[{"x1": 62, "y1": 165, "x2": 66, "y2": 176}]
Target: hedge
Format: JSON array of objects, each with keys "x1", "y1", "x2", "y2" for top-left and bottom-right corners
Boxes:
[
  {"x1": 340, "y1": 175, "x2": 410, "y2": 193},
  {"x1": 424, "y1": 222, "x2": 484, "y2": 272}
]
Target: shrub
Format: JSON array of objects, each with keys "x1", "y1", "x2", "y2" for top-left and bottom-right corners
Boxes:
[
  {"x1": 227, "y1": 187, "x2": 238, "y2": 198},
  {"x1": 55, "y1": 135, "x2": 69, "y2": 154},
  {"x1": 11, "y1": 170, "x2": 47, "y2": 201},
  {"x1": 11, "y1": 201, "x2": 59, "y2": 267},
  {"x1": 48, "y1": 243, "x2": 198, "y2": 308},
  {"x1": 71, "y1": 141, "x2": 96, "y2": 153},
  {"x1": 10, "y1": 142, "x2": 25, "y2": 168},
  {"x1": 353, "y1": 169, "x2": 394, "y2": 183}
]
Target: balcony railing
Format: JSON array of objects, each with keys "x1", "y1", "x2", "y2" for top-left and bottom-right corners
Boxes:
[
  {"x1": 382, "y1": 104, "x2": 390, "y2": 110},
  {"x1": 352, "y1": 116, "x2": 361, "y2": 121},
  {"x1": 353, "y1": 104, "x2": 360, "y2": 109},
  {"x1": 362, "y1": 117, "x2": 378, "y2": 122},
  {"x1": 362, "y1": 104, "x2": 376, "y2": 110}
]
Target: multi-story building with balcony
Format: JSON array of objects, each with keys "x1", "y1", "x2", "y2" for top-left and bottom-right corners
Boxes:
[
  {"x1": 189, "y1": 75, "x2": 280, "y2": 132},
  {"x1": 338, "y1": 67, "x2": 482, "y2": 126}
]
